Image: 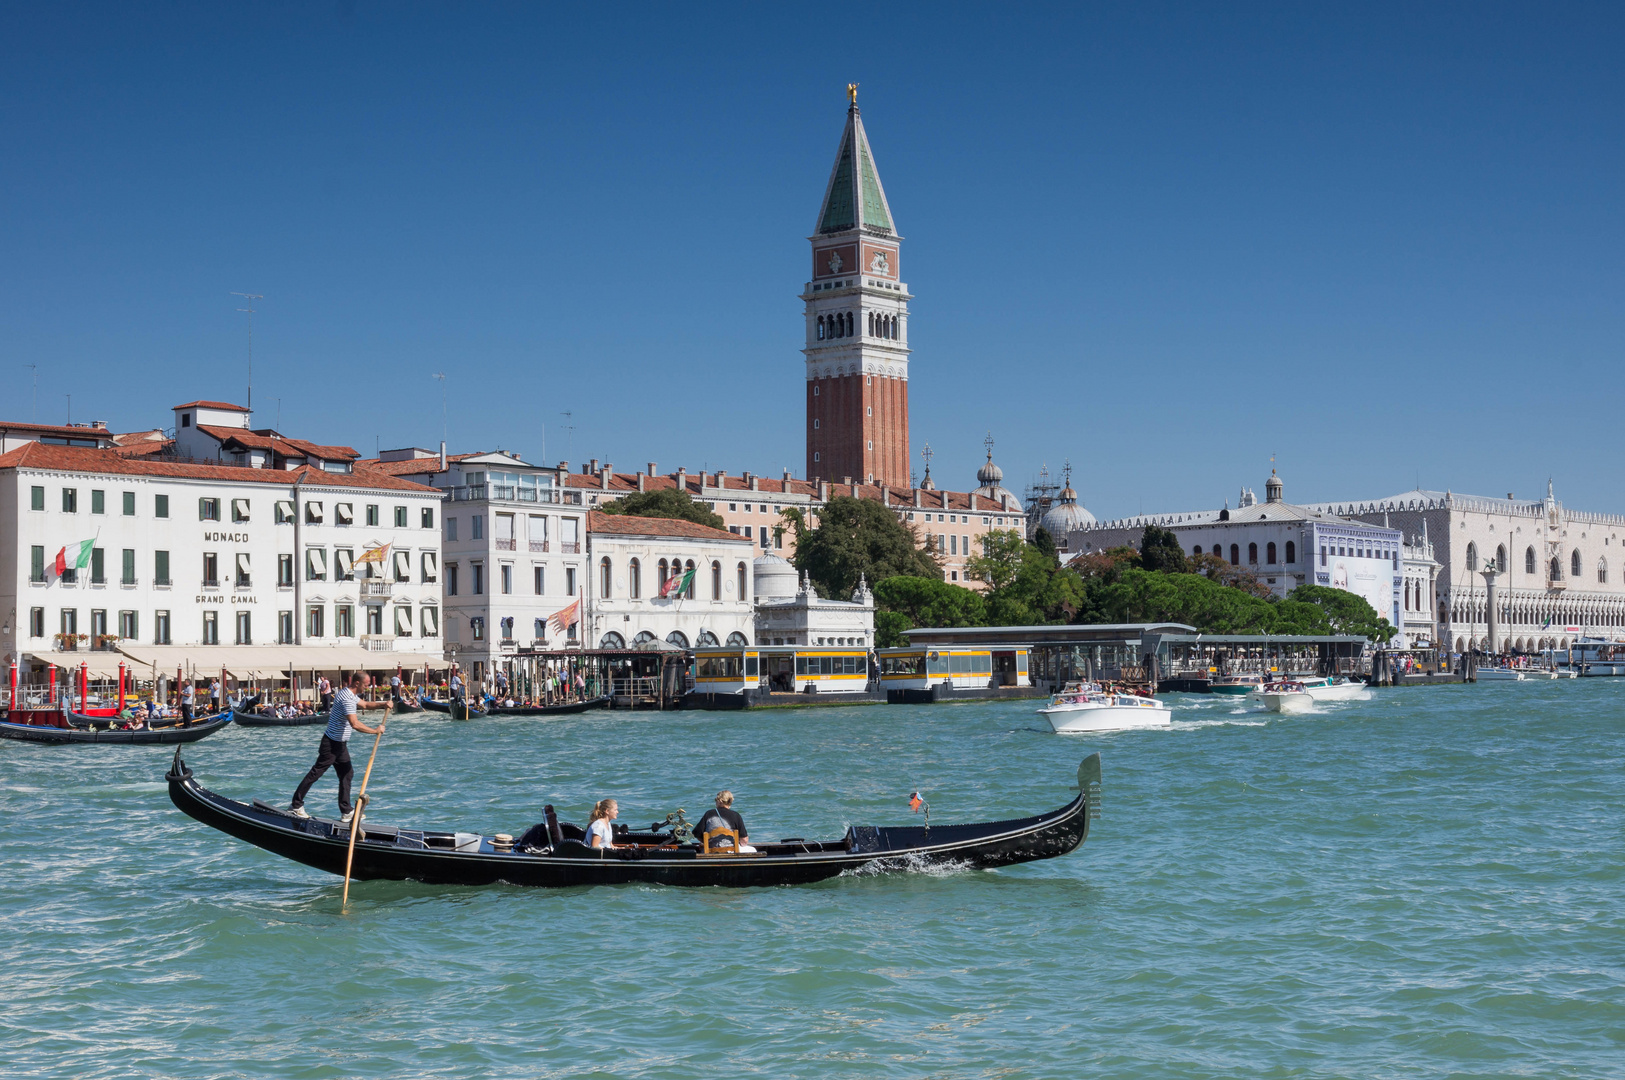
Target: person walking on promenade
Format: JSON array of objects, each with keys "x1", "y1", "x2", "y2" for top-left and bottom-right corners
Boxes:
[{"x1": 289, "y1": 673, "x2": 387, "y2": 823}]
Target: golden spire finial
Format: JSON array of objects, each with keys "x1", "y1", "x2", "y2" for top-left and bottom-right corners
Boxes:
[{"x1": 847, "y1": 82, "x2": 858, "y2": 106}]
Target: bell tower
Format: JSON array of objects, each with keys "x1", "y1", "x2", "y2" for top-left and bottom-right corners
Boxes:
[{"x1": 803, "y1": 84, "x2": 910, "y2": 487}]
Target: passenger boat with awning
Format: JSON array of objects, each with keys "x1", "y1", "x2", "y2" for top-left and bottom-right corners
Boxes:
[{"x1": 166, "y1": 752, "x2": 1102, "y2": 889}]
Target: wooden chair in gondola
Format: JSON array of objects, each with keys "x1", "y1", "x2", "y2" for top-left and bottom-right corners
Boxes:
[{"x1": 699, "y1": 825, "x2": 739, "y2": 855}]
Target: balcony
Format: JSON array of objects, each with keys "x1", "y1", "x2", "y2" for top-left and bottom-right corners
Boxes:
[
  {"x1": 235, "y1": 576, "x2": 252, "y2": 589},
  {"x1": 202, "y1": 578, "x2": 220, "y2": 589},
  {"x1": 561, "y1": 542, "x2": 581, "y2": 554},
  {"x1": 450, "y1": 485, "x2": 583, "y2": 506},
  {"x1": 530, "y1": 540, "x2": 549, "y2": 552},
  {"x1": 360, "y1": 581, "x2": 391, "y2": 600},
  {"x1": 495, "y1": 538, "x2": 516, "y2": 551},
  {"x1": 360, "y1": 635, "x2": 394, "y2": 652}
]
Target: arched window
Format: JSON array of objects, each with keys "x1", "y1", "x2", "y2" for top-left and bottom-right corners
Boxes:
[
  {"x1": 1496, "y1": 545, "x2": 1506, "y2": 572},
  {"x1": 726, "y1": 630, "x2": 749, "y2": 646},
  {"x1": 632, "y1": 630, "x2": 657, "y2": 646},
  {"x1": 1266, "y1": 542, "x2": 1277, "y2": 564},
  {"x1": 711, "y1": 560, "x2": 722, "y2": 599},
  {"x1": 846, "y1": 312, "x2": 854, "y2": 336},
  {"x1": 1599, "y1": 558, "x2": 1608, "y2": 584},
  {"x1": 890, "y1": 315, "x2": 897, "y2": 338},
  {"x1": 1551, "y1": 557, "x2": 1562, "y2": 581},
  {"x1": 816, "y1": 317, "x2": 825, "y2": 341},
  {"x1": 1230, "y1": 544, "x2": 1240, "y2": 565},
  {"x1": 1248, "y1": 542, "x2": 1258, "y2": 564},
  {"x1": 1285, "y1": 541, "x2": 1296, "y2": 564},
  {"x1": 1526, "y1": 546, "x2": 1536, "y2": 574},
  {"x1": 629, "y1": 558, "x2": 641, "y2": 599},
  {"x1": 697, "y1": 629, "x2": 720, "y2": 646},
  {"x1": 599, "y1": 631, "x2": 626, "y2": 649},
  {"x1": 1572, "y1": 549, "x2": 1583, "y2": 578},
  {"x1": 1192, "y1": 545, "x2": 1203, "y2": 557},
  {"x1": 684, "y1": 560, "x2": 696, "y2": 599},
  {"x1": 599, "y1": 557, "x2": 612, "y2": 599},
  {"x1": 1465, "y1": 542, "x2": 1477, "y2": 571},
  {"x1": 1212, "y1": 545, "x2": 1222, "y2": 557},
  {"x1": 658, "y1": 558, "x2": 669, "y2": 591},
  {"x1": 737, "y1": 562, "x2": 748, "y2": 600},
  {"x1": 665, "y1": 630, "x2": 690, "y2": 649}
]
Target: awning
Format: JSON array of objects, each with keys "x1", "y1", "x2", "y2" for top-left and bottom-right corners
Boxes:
[
  {"x1": 115, "y1": 644, "x2": 449, "y2": 678},
  {"x1": 23, "y1": 653, "x2": 129, "y2": 678}
]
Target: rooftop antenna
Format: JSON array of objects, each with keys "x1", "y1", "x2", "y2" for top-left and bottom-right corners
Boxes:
[
  {"x1": 23, "y1": 364, "x2": 37, "y2": 421},
  {"x1": 230, "y1": 292, "x2": 263, "y2": 412},
  {"x1": 431, "y1": 373, "x2": 447, "y2": 448},
  {"x1": 274, "y1": 397, "x2": 282, "y2": 432},
  {"x1": 560, "y1": 411, "x2": 575, "y2": 465},
  {"x1": 65, "y1": 393, "x2": 71, "y2": 425}
]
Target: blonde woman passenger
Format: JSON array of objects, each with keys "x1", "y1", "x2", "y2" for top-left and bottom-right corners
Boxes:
[
  {"x1": 696, "y1": 790, "x2": 757, "y2": 853},
  {"x1": 585, "y1": 798, "x2": 618, "y2": 849}
]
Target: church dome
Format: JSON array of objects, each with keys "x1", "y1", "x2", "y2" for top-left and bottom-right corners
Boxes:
[
  {"x1": 1039, "y1": 483, "x2": 1094, "y2": 537},
  {"x1": 972, "y1": 436, "x2": 1022, "y2": 511},
  {"x1": 752, "y1": 553, "x2": 798, "y2": 600},
  {"x1": 977, "y1": 456, "x2": 1004, "y2": 487}
]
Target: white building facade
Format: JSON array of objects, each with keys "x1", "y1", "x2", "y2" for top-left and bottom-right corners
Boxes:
[
  {"x1": 585, "y1": 512, "x2": 755, "y2": 650},
  {"x1": 752, "y1": 553, "x2": 875, "y2": 648}
]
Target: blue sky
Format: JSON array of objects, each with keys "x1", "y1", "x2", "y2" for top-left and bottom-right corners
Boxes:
[{"x1": 3, "y1": 4, "x2": 1623, "y2": 517}]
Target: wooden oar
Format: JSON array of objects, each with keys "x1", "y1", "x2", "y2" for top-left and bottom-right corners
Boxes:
[{"x1": 342, "y1": 702, "x2": 392, "y2": 909}]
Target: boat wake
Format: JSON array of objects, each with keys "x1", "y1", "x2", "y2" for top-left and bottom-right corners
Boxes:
[{"x1": 842, "y1": 852, "x2": 977, "y2": 878}]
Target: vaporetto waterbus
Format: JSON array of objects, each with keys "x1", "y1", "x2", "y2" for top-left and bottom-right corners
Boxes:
[
  {"x1": 692, "y1": 646, "x2": 873, "y2": 695},
  {"x1": 875, "y1": 646, "x2": 1032, "y2": 691}
]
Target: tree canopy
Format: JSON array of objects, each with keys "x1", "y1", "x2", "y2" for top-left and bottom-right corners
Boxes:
[
  {"x1": 596, "y1": 488, "x2": 725, "y2": 530},
  {"x1": 794, "y1": 495, "x2": 938, "y2": 598},
  {"x1": 872, "y1": 576, "x2": 986, "y2": 646}
]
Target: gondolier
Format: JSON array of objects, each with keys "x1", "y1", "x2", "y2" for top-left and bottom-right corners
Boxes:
[
  {"x1": 289, "y1": 673, "x2": 386, "y2": 823},
  {"x1": 180, "y1": 682, "x2": 196, "y2": 727}
]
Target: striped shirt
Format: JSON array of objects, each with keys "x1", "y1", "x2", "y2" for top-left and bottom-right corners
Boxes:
[{"x1": 325, "y1": 688, "x2": 360, "y2": 742}]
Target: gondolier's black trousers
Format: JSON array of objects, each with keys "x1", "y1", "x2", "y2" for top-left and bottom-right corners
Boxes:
[{"x1": 291, "y1": 735, "x2": 353, "y2": 814}]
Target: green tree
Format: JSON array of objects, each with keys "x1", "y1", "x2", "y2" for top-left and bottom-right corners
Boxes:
[
  {"x1": 1286, "y1": 584, "x2": 1397, "y2": 642},
  {"x1": 875, "y1": 610, "x2": 915, "y2": 648},
  {"x1": 1030, "y1": 525, "x2": 1058, "y2": 562},
  {"x1": 873, "y1": 576, "x2": 986, "y2": 640},
  {"x1": 965, "y1": 530, "x2": 1087, "y2": 626},
  {"x1": 1139, "y1": 524, "x2": 1189, "y2": 575},
  {"x1": 794, "y1": 495, "x2": 938, "y2": 597},
  {"x1": 597, "y1": 488, "x2": 725, "y2": 530}
]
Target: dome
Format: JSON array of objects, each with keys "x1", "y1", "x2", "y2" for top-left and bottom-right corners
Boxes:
[
  {"x1": 752, "y1": 553, "x2": 798, "y2": 600},
  {"x1": 1040, "y1": 484, "x2": 1094, "y2": 537},
  {"x1": 972, "y1": 441, "x2": 1022, "y2": 511},
  {"x1": 977, "y1": 456, "x2": 1004, "y2": 487}
]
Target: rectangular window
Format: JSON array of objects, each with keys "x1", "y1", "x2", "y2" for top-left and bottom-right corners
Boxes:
[
  {"x1": 393, "y1": 549, "x2": 410, "y2": 583},
  {"x1": 366, "y1": 504, "x2": 379, "y2": 526},
  {"x1": 366, "y1": 606, "x2": 383, "y2": 636},
  {"x1": 203, "y1": 553, "x2": 219, "y2": 587},
  {"x1": 744, "y1": 526, "x2": 752, "y2": 539},
  {"x1": 63, "y1": 488, "x2": 77, "y2": 513},
  {"x1": 119, "y1": 610, "x2": 138, "y2": 639},
  {"x1": 561, "y1": 517, "x2": 579, "y2": 551},
  {"x1": 337, "y1": 604, "x2": 354, "y2": 638},
  {"x1": 90, "y1": 547, "x2": 105, "y2": 584},
  {"x1": 306, "y1": 548, "x2": 327, "y2": 581},
  {"x1": 394, "y1": 605, "x2": 413, "y2": 637},
  {"x1": 335, "y1": 548, "x2": 355, "y2": 582},
  {"x1": 501, "y1": 564, "x2": 512, "y2": 594},
  {"x1": 90, "y1": 490, "x2": 105, "y2": 515},
  {"x1": 305, "y1": 501, "x2": 323, "y2": 524},
  {"x1": 275, "y1": 500, "x2": 294, "y2": 524},
  {"x1": 231, "y1": 498, "x2": 250, "y2": 522},
  {"x1": 421, "y1": 507, "x2": 435, "y2": 529},
  {"x1": 89, "y1": 609, "x2": 107, "y2": 644},
  {"x1": 394, "y1": 506, "x2": 408, "y2": 528},
  {"x1": 565, "y1": 567, "x2": 577, "y2": 596},
  {"x1": 472, "y1": 562, "x2": 485, "y2": 595},
  {"x1": 30, "y1": 486, "x2": 44, "y2": 511},
  {"x1": 30, "y1": 607, "x2": 44, "y2": 637},
  {"x1": 60, "y1": 608, "x2": 79, "y2": 638},
  {"x1": 199, "y1": 497, "x2": 220, "y2": 521},
  {"x1": 235, "y1": 552, "x2": 251, "y2": 587},
  {"x1": 235, "y1": 610, "x2": 252, "y2": 645},
  {"x1": 336, "y1": 503, "x2": 354, "y2": 525},
  {"x1": 121, "y1": 549, "x2": 136, "y2": 585},
  {"x1": 155, "y1": 494, "x2": 169, "y2": 518},
  {"x1": 278, "y1": 554, "x2": 294, "y2": 586},
  {"x1": 122, "y1": 491, "x2": 135, "y2": 516},
  {"x1": 306, "y1": 605, "x2": 325, "y2": 638},
  {"x1": 446, "y1": 517, "x2": 458, "y2": 541},
  {"x1": 1320, "y1": 545, "x2": 1327, "y2": 567},
  {"x1": 472, "y1": 616, "x2": 485, "y2": 641},
  {"x1": 421, "y1": 551, "x2": 438, "y2": 583},
  {"x1": 949, "y1": 535, "x2": 957, "y2": 555},
  {"x1": 447, "y1": 563, "x2": 459, "y2": 596},
  {"x1": 154, "y1": 610, "x2": 171, "y2": 644},
  {"x1": 422, "y1": 607, "x2": 440, "y2": 637},
  {"x1": 154, "y1": 550, "x2": 171, "y2": 586},
  {"x1": 201, "y1": 610, "x2": 219, "y2": 645},
  {"x1": 30, "y1": 546, "x2": 45, "y2": 583},
  {"x1": 534, "y1": 565, "x2": 545, "y2": 594},
  {"x1": 472, "y1": 515, "x2": 484, "y2": 540},
  {"x1": 278, "y1": 610, "x2": 294, "y2": 644}
]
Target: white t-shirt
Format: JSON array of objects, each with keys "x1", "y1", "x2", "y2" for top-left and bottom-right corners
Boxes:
[{"x1": 585, "y1": 819, "x2": 613, "y2": 849}]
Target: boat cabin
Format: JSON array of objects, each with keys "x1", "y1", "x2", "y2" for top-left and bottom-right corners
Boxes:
[
  {"x1": 692, "y1": 646, "x2": 872, "y2": 694},
  {"x1": 875, "y1": 646, "x2": 1030, "y2": 690}
]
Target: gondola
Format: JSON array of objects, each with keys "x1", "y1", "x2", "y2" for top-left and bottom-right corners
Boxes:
[
  {"x1": 391, "y1": 693, "x2": 425, "y2": 713},
  {"x1": 165, "y1": 751, "x2": 1101, "y2": 889},
  {"x1": 486, "y1": 697, "x2": 609, "y2": 717},
  {"x1": 448, "y1": 698, "x2": 487, "y2": 721},
  {"x1": 420, "y1": 697, "x2": 451, "y2": 714},
  {"x1": 2, "y1": 710, "x2": 233, "y2": 745},
  {"x1": 65, "y1": 695, "x2": 261, "y2": 731}
]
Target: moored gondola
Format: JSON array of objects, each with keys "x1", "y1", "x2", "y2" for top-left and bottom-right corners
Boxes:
[
  {"x1": 420, "y1": 697, "x2": 451, "y2": 714},
  {"x1": 391, "y1": 693, "x2": 425, "y2": 713},
  {"x1": 486, "y1": 697, "x2": 609, "y2": 717},
  {"x1": 448, "y1": 698, "x2": 487, "y2": 720},
  {"x1": 165, "y1": 751, "x2": 1101, "y2": 889},
  {"x1": 3, "y1": 710, "x2": 233, "y2": 745}
]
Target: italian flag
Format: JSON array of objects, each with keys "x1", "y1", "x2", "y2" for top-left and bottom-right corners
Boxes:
[
  {"x1": 661, "y1": 567, "x2": 695, "y2": 599},
  {"x1": 56, "y1": 539, "x2": 94, "y2": 577}
]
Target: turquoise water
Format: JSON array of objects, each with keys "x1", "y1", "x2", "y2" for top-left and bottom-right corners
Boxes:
[{"x1": 2, "y1": 682, "x2": 1622, "y2": 1078}]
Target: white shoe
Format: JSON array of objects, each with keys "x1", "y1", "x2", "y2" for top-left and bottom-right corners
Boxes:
[
  {"x1": 340, "y1": 809, "x2": 356, "y2": 824},
  {"x1": 288, "y1": 805, "x2": 310, "y2": 819}
]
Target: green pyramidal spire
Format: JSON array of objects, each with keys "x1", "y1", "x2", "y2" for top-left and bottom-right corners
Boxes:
[{"x1": 816, "y1": 87, "x2": 895, "y2": 235}]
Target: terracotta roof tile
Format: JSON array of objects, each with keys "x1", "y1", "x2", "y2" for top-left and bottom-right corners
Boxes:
[
  {"x1": 0, "y1": 442, "x2": 439, "y2": 493},
  {"x1": 0, "y1": 420, "x2": 115, "y2": 440},
  {"x1": 588, "y1": 510, "x2": 748, "y2": 543},
  {"x1": 172, "y1": 400, "x2": 249, "y2": 412}
]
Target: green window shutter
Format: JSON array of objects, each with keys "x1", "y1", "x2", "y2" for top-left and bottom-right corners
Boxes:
[
  {"x1": 91, "y1": 548, "x2": 105, "y2": 584},
  {"x1": 30, "y1": 486, "x2": 44, "y2": 511},
  {"x1": 155, "y1": 550, "x2": 170, "y2": 585},
  {"x1": 122, "y1": 549, "x2": 136, "y2": 584},
  {"x1": 199, "y1": 497, "x2": 207, "y2": 520},
  {"x1": 91, "y1": 490, "x2": 105, "y2": 514},
  {"x1": 122, "y1": 491, "x2": 135, "y2": 516},
  {"x1": 30, "y1": 546, "x2": 44, "y2": 582},
  {"x1": 155, "y1": 494, "x2": 169, "y2": 518}
]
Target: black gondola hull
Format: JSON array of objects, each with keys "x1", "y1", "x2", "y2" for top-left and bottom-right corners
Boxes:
[
  {"x1": 166, "y1": 754, "x2": 1100, "y2": 889},
  {"x1": 3, "y1": 714, "x2": 233, "y2": 745}
]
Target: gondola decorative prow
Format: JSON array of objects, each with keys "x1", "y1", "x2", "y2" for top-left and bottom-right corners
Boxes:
[{"x1": 1078, "y1": 753, "x2": 1102, "y2": 821}]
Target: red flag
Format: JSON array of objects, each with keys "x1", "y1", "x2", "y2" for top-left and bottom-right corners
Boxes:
[{"x1": 54, "y1": 547, "x2": 67, "y2": 576}]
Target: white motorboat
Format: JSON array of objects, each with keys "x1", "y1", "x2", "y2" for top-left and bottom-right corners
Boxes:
[
  {"x1": 1477, "y1": 667, "x2": 1557, "y2": 681},
  {"x1": 1039, "y1": 682, "x2": 1172, "y2": 733},
  {"x1": 1249, "y1": 676, "x2": 1367, "y2": 713}
]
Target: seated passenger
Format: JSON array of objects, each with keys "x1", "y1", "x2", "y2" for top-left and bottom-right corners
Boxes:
[
  {"x1": 696, "y1": 790, "x2": 757, "y2": 853},
  {"x1": 585, "y1": 798, "x2": 618, "y2": 849}
]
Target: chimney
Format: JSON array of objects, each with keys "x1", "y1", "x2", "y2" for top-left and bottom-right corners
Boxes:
[
  {"x1": 880, "y1": 485, "x2": 890, "y2": 506},
  {"x1": 647, "y1": 462, "x2": 657, "y2": 476},
  {"x1": 715, "y1": 469, "x2": 726, "y2": 482},
  {"x1": 439, "y1": 441, "x2": 447, "y2": 472},
  {"x1": 559, "y1": 461, "x2": 569, "y2": 472},
  {"x1": 914, "y1": 488, "x2": 922, "y2": 508},
  {"x1": 638, "y1": 474, "x2": 647, "y2": 493},
  {"x1": 589, "y1": 458, "x2": 599, "y2": 473},
  {"x1": 677, "y1": 467, "x2": 688, "y2": 490},
  {"x1": 971, "y1": 493, "x2": 979, "y2": 510},
  {"x1": 819, "y1": 480, "x2": 829, "y2": 501},
  {"x1": 783, "y1": 468, "x2": 792, "y2": 482},
  {"x1": 600, "y1": 468, "x2": 612, "y2": 490},
  {"x1": 843, "y1": 476, "x2": 852, "y2": 486},
  {"x1": 750, "y1": 476, "x2": 760, "y2": 491}
]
